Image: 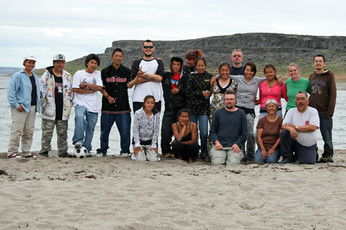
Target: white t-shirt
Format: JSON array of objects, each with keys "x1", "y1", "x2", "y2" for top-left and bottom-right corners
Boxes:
[
  {"x1": 283, "y1": 106, "x2": 320, "y2": 147},
  {"x1": 72, "y1": 69, "x2": 103, "y2": 113},
  {"x1": 133, "y1": 59, "x2": 162, "y2": 102}
]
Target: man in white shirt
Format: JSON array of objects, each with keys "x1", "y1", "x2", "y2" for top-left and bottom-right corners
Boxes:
[
  {"x1": 279, "y1": 91, "x2": 319, "y2": 164},
  {"x1": 72, "y1": 54, "x2": 103, "y2": 155}
]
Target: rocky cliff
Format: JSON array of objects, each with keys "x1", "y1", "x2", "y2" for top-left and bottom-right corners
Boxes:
[{"x1": 67, "y1": 33, "x2": 346, "y2": 77}]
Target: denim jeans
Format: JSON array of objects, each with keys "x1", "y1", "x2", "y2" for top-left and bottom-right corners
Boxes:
[
  {"x1": 245, "y1": 113, "x2": 255, "y2": 158},
  {"x1": 319, "y1": 113, "x2": 334, "y2": 157},
  {"x1": 161, "y1": 110, "x2": 178, "y2": 154},
  {"x1": 254, "y1": 148, "x2": 280, "y2": 163},
  {"x1": 72, "y1": 105, "x2": 98, "y2": 152},
  {"x1": 280, "y1": 129, "x2": 317, "y2": 164},
  {"x1": 98, "y1": 112, "x2": 131, "y2": 154},
  {"x1": 189, "y1": 114, "x2": 208, "y2": 156}
]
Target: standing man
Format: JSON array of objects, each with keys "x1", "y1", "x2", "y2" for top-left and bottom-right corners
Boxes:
[
  {"x1": 209, "y1": 90, "x2": 247, "y2": 164},
  {"x1": 231, "y1": 49, "x2": 244, "y2": 75},
  {"x1": 309, "y1": 54, "x2": 337, "y2": 163},
  {"x1": 39, "y1": 54, "x2": 74, "y2": 158},
  {"x1": 72, "y1": 54, "x2": 103, "y2": 156},
  {"x1": 128, "y1": 39, "x2": 164, "y2": 112},
  {"x1": 279, "y1": 91, "x2": 319, "y2": 164},
  {"x1": 96, "y1": 48, "x2": 131, "y2": 157},
  {"x1": 7, "y1": 55, "x2": 41, "y2": 158}
]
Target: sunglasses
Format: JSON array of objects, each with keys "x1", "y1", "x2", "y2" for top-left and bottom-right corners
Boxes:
[{"x1": 143, "y1": 46, "x2": 154, "y2": 49}]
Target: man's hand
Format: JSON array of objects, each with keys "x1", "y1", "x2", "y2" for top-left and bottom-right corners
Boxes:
[
  {"x1": 17, "y1": 105, "x2": 24, "y2": 112},
  {"x1": 108, "y1": 96, "x2": 116, "y2": 104},
  {"x1": 171, "y1": 88, "x2": 179, "y2": 95},
  {"x1": 289, "y1": 129, "x2": 298, "y2": 139},
  {"x1": 215, "y1": 140, "x2": 223, "y2": 150},
  {"x1": 231, "y1": 144, "x2": 240, "y2": 153}
]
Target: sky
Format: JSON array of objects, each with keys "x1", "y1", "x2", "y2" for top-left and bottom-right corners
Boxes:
[{"x1": 0, "y1": 0, "x2": 345, "y2": 68}]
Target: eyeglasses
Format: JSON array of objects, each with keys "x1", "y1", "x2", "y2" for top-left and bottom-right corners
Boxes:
[
  {"x1": 143, "y1": 46, "x2": 153, "y2": 49},
  {"x1": 232, "y1": 55, "x2": 242, "y2": 57}
]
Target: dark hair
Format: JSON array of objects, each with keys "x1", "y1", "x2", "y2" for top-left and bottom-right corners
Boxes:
[
  {"x1": 185, "y1": 49, "x2": 203, "y2": 60},
  {"x1": 314, "y1": 54, "x2": 325, "y2": 62},
  {"x1": 225, "y1": 89, "x2": 236, "y2": 96},
  {"x1": 142, "y1": 95, "x2": 159, "y2": 114},
  {"x1": 243, "y1": 62, "x2": 257, "y2": 76},
  {"x1": 177, "y1": 108, "x2": 190, "y2": 117},
  {"x1": 85, "y1": 53, "x2": 100, "y2": 67},
  {"x1": 195, "y1": 57, "x2": 207, "y2": 66},
  {"x1": 170, "y1": 57, "x2": 183, "y2": 72},
  {"x1": 219, "y1": 62, "x2": 231, "y2": 72},
  {"x1": 143, "y1": 39, "x2": 154, "y2": 46},
  {"x1": 112, "y1": 48, "x2": 123, "y2": 56},
  {"x1": 263, "y1": 64, "x2": 276, "y2": 74}
]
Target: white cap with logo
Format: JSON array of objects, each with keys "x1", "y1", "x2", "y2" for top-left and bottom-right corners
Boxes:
[
  {"x1": 53, "y1": 54, "x2": 66, "y2": 61},
  {"x1": 23, "y1": 55, "x2": 36, "y2": 63}
]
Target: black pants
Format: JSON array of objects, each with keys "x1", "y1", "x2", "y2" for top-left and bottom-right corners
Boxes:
[
  {"x1": 161, "y1": 109, "x2": 180, "y2": 154},
  {"x1": 172, "y1": 141, "x2": 199, "y2": 161}
]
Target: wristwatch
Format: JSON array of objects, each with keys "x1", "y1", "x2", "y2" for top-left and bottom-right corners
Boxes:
[{"x1": 84, "y1": 82, "x2": 88, "y2": 88}]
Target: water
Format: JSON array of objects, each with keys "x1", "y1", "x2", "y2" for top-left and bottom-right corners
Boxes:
[{"x1": 0, "y1": 74, "x2": 345, "y2": 154}]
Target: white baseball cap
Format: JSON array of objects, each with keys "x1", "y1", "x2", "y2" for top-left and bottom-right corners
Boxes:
[
  {"x1": 23, "y1": 55, "x2": 36, "y2": 63},
  {"x1": 53, "y1": 54, "x2": 66, "y2": 61}
]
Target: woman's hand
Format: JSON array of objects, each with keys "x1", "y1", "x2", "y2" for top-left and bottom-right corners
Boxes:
[
  {"x1": 150, "y1": 147, "x2": 158, "y2": 153},
  {"x1": 134, "y1": 146, "x2": 141, "y2": 155},
  {"x1": 267, "y1": 148, "x2": 275, "y2": 156},
  {"x1": 202, "y1": 91, "x2": 211, "y2": 98},
  {"x1": 260, "y1": 149, "x2": 268, "y2": 159}
]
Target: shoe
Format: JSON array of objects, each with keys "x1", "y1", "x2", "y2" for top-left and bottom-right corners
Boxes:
[
  {"x1": 23, "y1": 153, "x2": 37, "y2": 159},
  {"x1": 95, "y1": 153, "x2": 103, "y2": 158},
  {"x1": 279, "y1": 157, "x2": 294, "y2": 164},
  {"x1": 164, "y1": 153, "x2": 172, "y2": 158},
  {"x1": 318, "y1": 156, "x2": 334, "y2": 163},
  {"x1": 119, "y1": 153, "x2": 130, "y2": 157},
  {"x1": 39, "y1": 152, "x2": 49, "y2": 157},
  {"x1": 8, "y1": 153, "x2": 21, "y2": 158},
  {"x1": 74, "y1": 142, "x2": 83, "y2": 148},
  {"x1": 59, "y1": 152, "x2": 72, "y2": 158}
]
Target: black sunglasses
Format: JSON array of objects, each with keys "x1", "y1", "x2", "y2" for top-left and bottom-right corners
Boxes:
[{"x1": 143, "y1": 46, "x2": 154, "y2": 49}]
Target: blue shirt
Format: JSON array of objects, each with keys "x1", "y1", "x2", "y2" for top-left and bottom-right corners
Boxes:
[{"x1": 7, "y1": 70, "x2": 41, "y2": 113}]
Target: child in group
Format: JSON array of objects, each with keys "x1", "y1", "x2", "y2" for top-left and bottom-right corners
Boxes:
[
  {"x1": 171, "y1": 108, "x2": 199, "y2": 163},
  {"x1": 132, "y1": 95, "x2": 161, "y2": 161}
]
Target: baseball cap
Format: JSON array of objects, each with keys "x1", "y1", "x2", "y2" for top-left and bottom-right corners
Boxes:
[
  {"x1": 23, "y1": 55, "x2": 36, "y2": 63},
  {"x1": 53, "y1": 54, "x2": 66, "y2": 61}
]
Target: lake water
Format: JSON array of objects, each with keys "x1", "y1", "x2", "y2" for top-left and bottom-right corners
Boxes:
[{"x1": 0, "y1": 74, "x2": 345, "y2": 154}]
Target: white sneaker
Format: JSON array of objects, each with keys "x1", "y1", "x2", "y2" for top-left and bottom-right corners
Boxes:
[
  {"x1": 118, "y1": 153, "x2": 130, "y2": 157},
  {"x1": 95, "y1": 153, "x2": 103, "y2": 158}
]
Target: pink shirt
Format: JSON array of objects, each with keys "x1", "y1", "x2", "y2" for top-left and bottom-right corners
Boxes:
[{"x1": 259, "y1": 81, "x2": 287, "y2": 108}]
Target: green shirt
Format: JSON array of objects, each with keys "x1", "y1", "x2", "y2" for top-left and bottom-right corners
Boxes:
[{"x1": 285, "y1": 77, "x2": 310, "y2": 111}]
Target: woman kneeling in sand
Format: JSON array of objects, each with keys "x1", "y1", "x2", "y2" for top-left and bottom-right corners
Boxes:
[
  {"x1": 171, "y1": 109, "x2": 200, "y2": 163},
  {"x1": 132, "y1": 95, "x2": 160, "y2": 161},
  {"x1": 255, "y1": 99, "x2": 283, "y2": 163}
]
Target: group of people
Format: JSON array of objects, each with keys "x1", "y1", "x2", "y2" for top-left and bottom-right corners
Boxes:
[{"x1": 7, "y1": 39, "x2": 337, "y2": 165}]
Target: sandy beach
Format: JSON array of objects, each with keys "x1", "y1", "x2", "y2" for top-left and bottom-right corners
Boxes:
[{"x1": 0, "y1": 150, "x2": 345, "y2": 230}]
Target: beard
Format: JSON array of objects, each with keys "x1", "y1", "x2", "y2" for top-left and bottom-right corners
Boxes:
[{"x1": 225, "y1": 104, "x2": 234, "y2": 109}]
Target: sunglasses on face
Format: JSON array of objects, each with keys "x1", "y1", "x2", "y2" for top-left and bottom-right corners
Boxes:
[{"x1": 143, "y1": 46, "x2": 154, "y2": 49}]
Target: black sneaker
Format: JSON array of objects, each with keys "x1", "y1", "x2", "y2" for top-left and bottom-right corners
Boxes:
[
  {"x1": 279, "y1": 157, "x2": 295, "y2": 164},
  {"x1": 59, "y1": 152, "x2": 72, "y2": 158},
  {"x1": 39, "y1": 152, "x2": 49, "y2": 157},
  {"x1": 318, "y1": 156, "x2": 334, "y2": 163}
]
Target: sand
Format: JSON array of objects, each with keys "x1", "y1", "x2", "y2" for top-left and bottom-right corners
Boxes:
[{"x1": 0, "y1": 150, "x2": 345, "y2": 230}]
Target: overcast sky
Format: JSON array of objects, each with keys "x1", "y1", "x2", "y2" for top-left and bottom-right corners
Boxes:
[{"x1": 1, "y1": 0, "x2": 345, "y2": 68}]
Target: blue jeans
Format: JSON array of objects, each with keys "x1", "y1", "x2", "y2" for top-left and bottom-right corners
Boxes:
[
  {"x1": 190, "y1": 114, "x2": 208, "y2": 156},
  {"x1": 254, "y1": 148, "x2": 280, "y2": 163},
  {"x1": 98, "y1": 112, "x2": 131, "y2": 154},
  {"x1": 280, "y1": 129, "x2": 317, "y2": 164},
  {"x1": 72, "y1": 105, "x2": 98, "y2": 152},
  {"x1": 319, "y1": 113, "x2": 334, "y2": 157}
]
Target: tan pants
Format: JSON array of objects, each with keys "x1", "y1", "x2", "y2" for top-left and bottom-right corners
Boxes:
[
  {"x1": 8, "y1": 106, "x2": 36, "y2": 156},
  {"x1": 210, "y1": 146, "x2": 244, "y2": 165}
]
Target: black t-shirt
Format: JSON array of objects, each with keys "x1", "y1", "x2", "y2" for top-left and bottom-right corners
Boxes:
[
  {"x1": 101, "y1": 64, "x2": 131, "y2": 113},
  {"x1": 29, "y1": 75, "x2": 37, "y2": 106},
  {"x1": 54, "y1": 75, "x2": 63, "y2": 120}
]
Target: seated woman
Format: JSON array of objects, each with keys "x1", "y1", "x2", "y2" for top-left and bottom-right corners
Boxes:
[
  {"x1": 255, "y1": 99, "x2": 283, "y2": 163},
  {"x1": 132, "y1": 95, "x2": 160, "y2": 162},
  {"x1": 171, "y1": 109, "x2": 199, "y2": 163}
]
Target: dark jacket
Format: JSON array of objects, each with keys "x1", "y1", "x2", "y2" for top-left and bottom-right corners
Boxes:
[{"x1": 162, "y1": 71, "x2": 186, "y2": 110}]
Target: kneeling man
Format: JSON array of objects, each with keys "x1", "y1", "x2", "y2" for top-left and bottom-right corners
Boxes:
[
  {"x1": 280, "y1": 91, "x2": 319, "y2": 164},
  {"x1": 209, "y1": 90, "x2": 247, "y2": 164}
]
